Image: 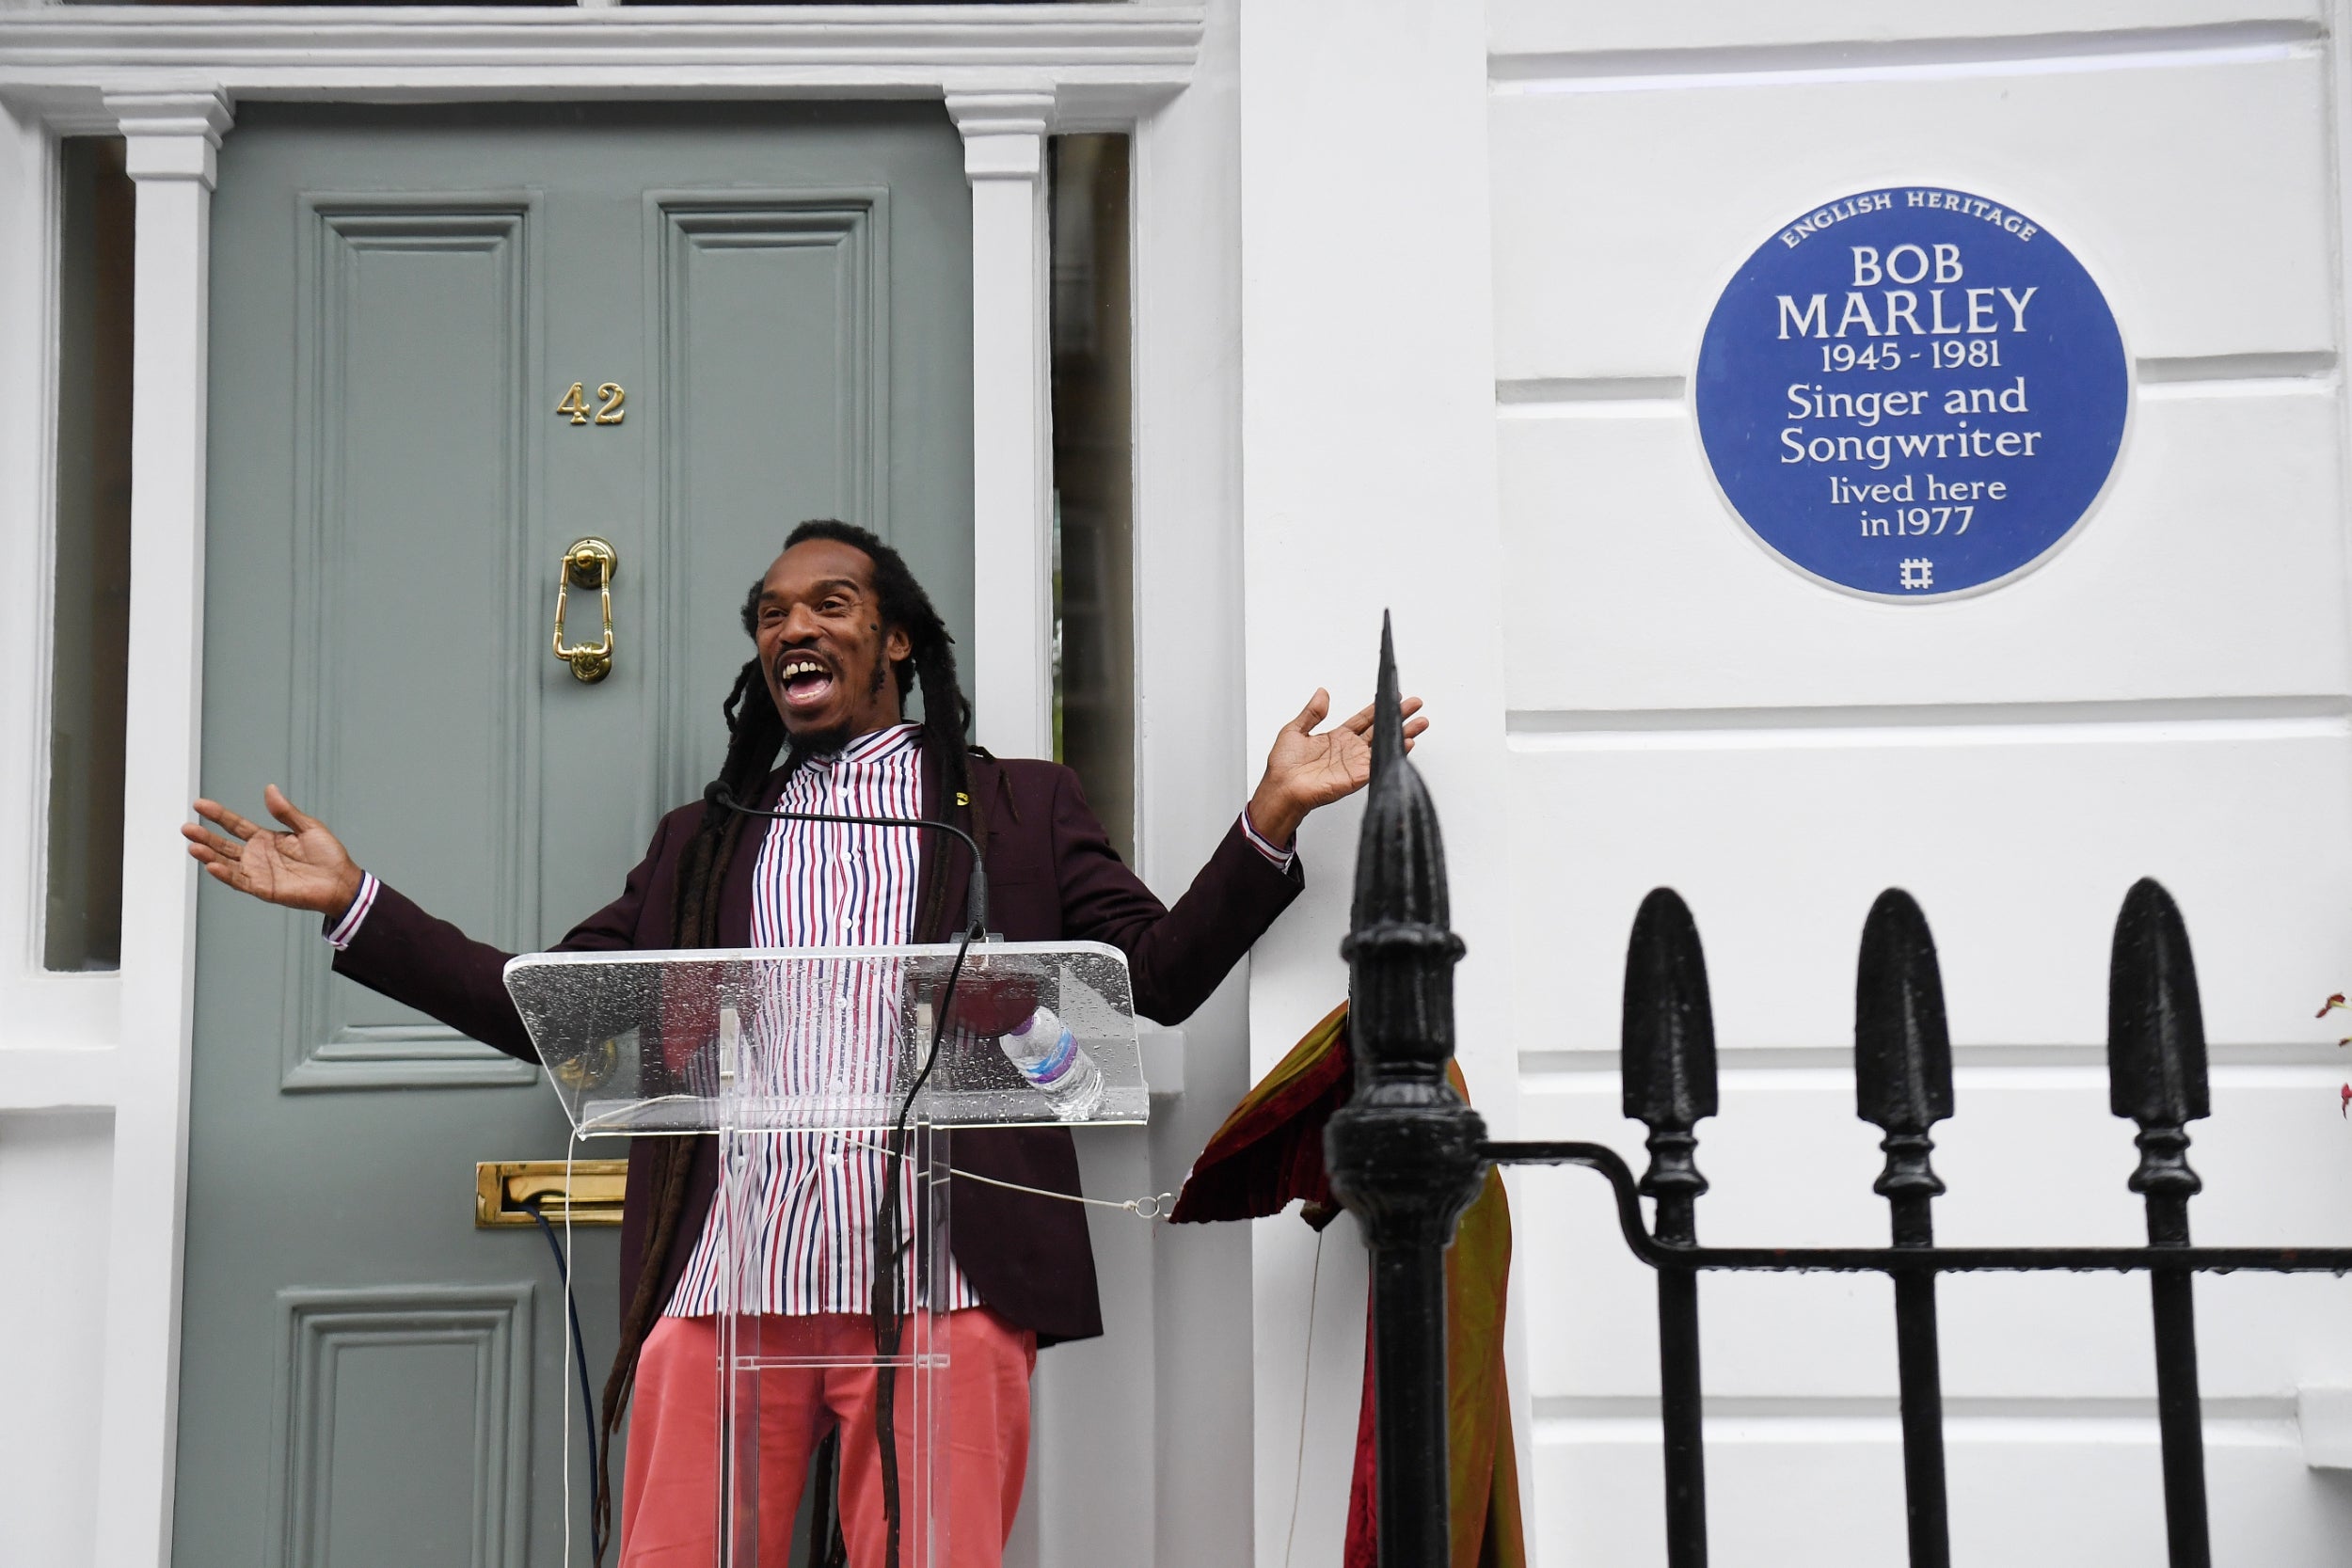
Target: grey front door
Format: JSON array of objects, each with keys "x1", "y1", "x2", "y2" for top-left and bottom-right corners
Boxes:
[{"x1": 179, "y1": 103, "x2": 973, "y2": 1567}]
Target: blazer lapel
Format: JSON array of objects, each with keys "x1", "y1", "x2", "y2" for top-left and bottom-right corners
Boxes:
[{"x1": 914, "y1": 739, "x2": 979, "y2": 943}]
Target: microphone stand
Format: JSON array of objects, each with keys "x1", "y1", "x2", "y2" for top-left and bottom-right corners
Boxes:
[{"x1": 703, "y1": 782, "x2": 986, "y2": 1568}]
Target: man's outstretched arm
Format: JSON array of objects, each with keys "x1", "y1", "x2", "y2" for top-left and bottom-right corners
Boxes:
[
  {"x1": 1057, "y1": 688, "x2": 1427, "y2": 1022},
  {"x1": 185, "y1": 786, "x2": 672, "y2": 1062}
]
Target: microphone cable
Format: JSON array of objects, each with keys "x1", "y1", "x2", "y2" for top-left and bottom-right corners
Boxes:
[{"x1": 523, "y1": 1184, "x2": 608, "y2": 1566}]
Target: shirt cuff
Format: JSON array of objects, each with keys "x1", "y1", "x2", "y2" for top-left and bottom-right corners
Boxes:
[
  {"x1": 324, "y1": 872, "x2": 380, "y2": 950},
  {"x1": 1239, "y1": 805, "x2": 1295, "y2": 874}
]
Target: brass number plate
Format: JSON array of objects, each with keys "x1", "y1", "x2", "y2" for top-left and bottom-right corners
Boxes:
[
  {"x1": 475, "y1": 1159, "x2": 628, "y2": 1227},
  {"x1": 557, "y1": 380, "x2": 627, "y2": 426}
]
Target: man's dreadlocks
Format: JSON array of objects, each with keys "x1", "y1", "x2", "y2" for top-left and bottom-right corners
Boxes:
[{"x1": 588, "y1": 518, "x2": 973, "y2": 1560}]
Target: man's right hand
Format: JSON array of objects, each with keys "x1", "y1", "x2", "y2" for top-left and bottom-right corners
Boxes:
[{"x1": 183, "y1": 785, "x2": 364, "y2": 917}]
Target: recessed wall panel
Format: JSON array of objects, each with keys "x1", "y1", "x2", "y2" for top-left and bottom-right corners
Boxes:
[
  {"x1": 1499, "y1": 388, "x2": 2348, "y2": 713},
  {"x1": 1532, "y1": 1413, "x2": 2344, "y2": 1568},
  {"x1": 1505, "y1": 735, "x2": 2352, "y2": 1051},
  {"x1": 1489, "y1": 2, "x2": 2320, "y2": 59},
  {"x1": 1490, "y1": 53, "x2": 2331, "y2": 380}
]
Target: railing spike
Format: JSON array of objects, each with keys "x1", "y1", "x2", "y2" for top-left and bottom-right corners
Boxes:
[
  {"x1": 1621, "y1": 888, "x2": 1717, "y2": 1236},
  {"x1": 2106, "y1": 877, "x2": 2215, "y2": 1568},
  {"x1": 1854, "y1": 888, "x2": 1954, "y2": 1568},
  {"x1": 1620, "y1": 887, "x2": 1716, "y2": 1567},
  {"x1": 1855, "y1": 888, "x2": 1954, "y2": 1156},
  {"x1": 2107, "y1": 876, "x2": 2210, "y2": 1146}
]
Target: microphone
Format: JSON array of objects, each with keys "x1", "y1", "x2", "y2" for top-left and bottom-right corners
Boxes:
[{"x1": 704, "y1": 780, "x2": 990, "y2": 939}]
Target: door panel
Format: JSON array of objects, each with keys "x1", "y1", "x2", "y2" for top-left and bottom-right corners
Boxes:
[
  {"x1": 181, "y1": 103, "x2": 972, "y2": 1567},
  {"x1": 276, "y1": 1286, "x2": 535, "y2": 1568},
  {"x1": 289, "y1": 199, "x2": 537, "y2": 1090},
  {"x1": 648, "y1": 191, "x2": 892, "y2": 806}
]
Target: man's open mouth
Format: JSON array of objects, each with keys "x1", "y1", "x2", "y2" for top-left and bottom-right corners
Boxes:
[{"x1": 776, "y1": 651, "x2": 836, "y2": 710}]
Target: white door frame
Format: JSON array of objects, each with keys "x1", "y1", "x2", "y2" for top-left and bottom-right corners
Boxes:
[{"x1": 0, "y1": 12, "x2": 1214, "y2": 1566}]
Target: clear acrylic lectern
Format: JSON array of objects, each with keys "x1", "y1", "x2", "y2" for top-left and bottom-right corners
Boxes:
[{"x1": 504, "y1": 941, "x2": 1149, "y2": 1568}]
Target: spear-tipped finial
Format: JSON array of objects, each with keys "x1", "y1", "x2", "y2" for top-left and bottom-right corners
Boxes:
[
  {"x1": 1373, "y1": 610, "x2": 1404, "y2": 785},
  {"x1": 1855, "y1": 888, "x2": 1955, "y2": 1139},
  {"x1": 2107, "y1": 877, "x2": 2208, "y2": 1216},
  {"x1": 1622, "y1": 888, "x2": 1719, "y2": 1137},
  {"x1": 1854, "y1": 888, "x2": 1954, "y2": 1241},
  {"x1": 1340, "y1": 616, "x2": 1464, "y2": 1080},
  {"x1": 1622, "y1": 888, "x2": 1718, "y2": 1243},
  {"x1": 2108, "y1": 877, "x2": 2210, "y2": 1133},
  {"x1": 1344, "y1": 615, "x2": 1456, "y2": 953}
]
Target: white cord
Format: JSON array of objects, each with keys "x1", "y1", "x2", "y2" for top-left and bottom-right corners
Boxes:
[
  {"x1": 562, "y1": 1135, "x2": 578, "y2": 1567},
  {"x1": 825, "y1": 1130, "x2": 1178, "y2": 1218},
  {"x1": 580, "y1": 1110, "x2": 1178, "y2": 1217},
  {"x1": 576, "y1": 1124, "x2": 1177, "y2": 1215},
  {"x1": 1281, "y1": 1228, "x2": 1327, "y2": 1568}
]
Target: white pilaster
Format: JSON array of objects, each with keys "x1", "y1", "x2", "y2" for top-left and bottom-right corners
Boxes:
[
  {"x1": 948, "y1": 87, "x2": 1055, "y2": 761},
  {"x1": 0, "y1": 99, "x2": 56, "y2": 995},
  {"x1": 1238, "y1": 0, "x2": 1511, "y2": 1561},
  {"x1": 95, "y1": 86, "x2": 230, "y2": 1568}
]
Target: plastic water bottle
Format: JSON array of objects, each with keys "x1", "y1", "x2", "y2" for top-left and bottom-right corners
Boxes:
[{"x1": 998, "y1": 1006, "x2": 1104, "y2": 1121}]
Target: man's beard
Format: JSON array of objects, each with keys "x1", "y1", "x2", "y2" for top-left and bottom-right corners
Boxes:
[
  {"x1": 788, "y1": 721, "x2": 854, "y2": 760},
  {"x1": 785, "y1": 664, "x2": 889, "y2": 759}
]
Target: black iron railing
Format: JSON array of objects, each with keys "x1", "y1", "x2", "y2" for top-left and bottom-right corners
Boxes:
[{"x1": 1327, "y1": 627, "x2": 2352, "y2": 1568}]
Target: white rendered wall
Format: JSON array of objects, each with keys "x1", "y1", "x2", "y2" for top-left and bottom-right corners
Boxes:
[
  {"x1": 1017, "y1": 7, "x2": 1257, "y2": 1565},
  {"x1": 1240, "y1": 3, "x2": 2352, "y2": 1566},
  {"x1": 1483, "y1": 5, "x2": 2352, "y2": 1566},
  {"x1": 1123, "y1": 4, "x2": 1261, "y2": 1563},
  {"x1": 1238, "y1": 3, "x2": 1517, "y2": 1565},
  {"x1": 0, "y1": 96, "x2": 115, "y2": 1568},
  {"x1": 0, "y1": 1112, "x2": 113, "y2": 1567}
]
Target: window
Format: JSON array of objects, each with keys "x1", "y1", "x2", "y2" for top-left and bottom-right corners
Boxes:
[
  {"x1": 1047, "y1": 134, "x2": 1136, "y2": 862},
  {"x1": 44, "y1": 137, "x2": 134, "y2": 973}
]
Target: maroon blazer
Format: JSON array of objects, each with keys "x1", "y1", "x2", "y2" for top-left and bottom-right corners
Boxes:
[{"x1": 331, "y1": 741, "x2": 1303, "y2": 1343}]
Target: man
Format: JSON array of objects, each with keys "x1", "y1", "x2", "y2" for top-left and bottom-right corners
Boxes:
[{"x1": 184, "y1": 519, "x2": 1423, "y2": 1568}]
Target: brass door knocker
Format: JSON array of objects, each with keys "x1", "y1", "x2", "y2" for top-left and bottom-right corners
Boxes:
[{"x1": 551, "y1": 537, "x2": 619, "y2": 683}]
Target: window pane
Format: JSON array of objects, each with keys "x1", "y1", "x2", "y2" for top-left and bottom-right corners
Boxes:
[
  {"x1": 45, "y1": 137, "x2": 134, "y2": 973},
  {"x1": 1048, "y1": 134, "x2": 1136, "y2": 863}
]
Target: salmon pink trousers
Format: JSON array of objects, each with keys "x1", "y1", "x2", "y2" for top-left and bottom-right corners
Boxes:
[{"x1": 618, "y1": 1310, "x2": 1038, "y2": 1568}]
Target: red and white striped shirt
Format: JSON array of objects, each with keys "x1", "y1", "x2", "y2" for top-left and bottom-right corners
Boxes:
[{"x1": 664, "y1": 721, "x2": 981, "y2": 1317}]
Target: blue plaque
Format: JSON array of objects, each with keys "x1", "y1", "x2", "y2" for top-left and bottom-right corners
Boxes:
[{"x1": 1695, "y1": 187, "x2": 2128, "y2": 599}]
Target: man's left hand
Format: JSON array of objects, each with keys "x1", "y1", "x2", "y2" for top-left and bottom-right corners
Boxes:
[{"x1": 1246, "y1": 689, "x2": 1429, "y2": 851}]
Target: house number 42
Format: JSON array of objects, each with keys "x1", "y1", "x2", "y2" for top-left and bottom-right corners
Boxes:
[{"x1": 557, "y1": 381, "x2": 626, "y2": 426}]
